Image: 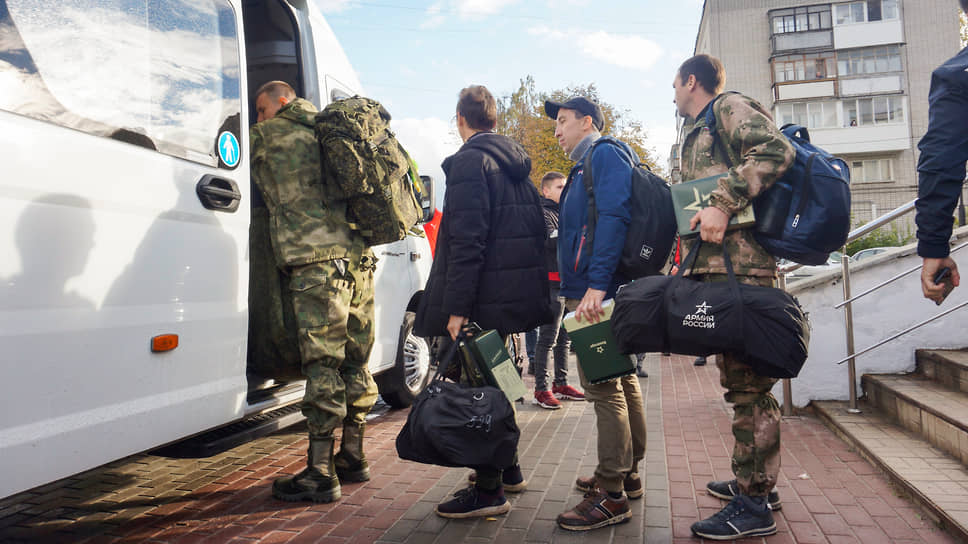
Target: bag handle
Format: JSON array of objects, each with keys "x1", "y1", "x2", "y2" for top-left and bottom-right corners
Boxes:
[
  {"x1": 675, "y1": 237, "x2": 744, "y2": 312},
  {"x1": 431, "y1": 332, "x2": 465, "y2": 382}
]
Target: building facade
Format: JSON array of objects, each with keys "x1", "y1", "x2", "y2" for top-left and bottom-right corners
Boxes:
[{"x1": 684, "y1": 0, "x2": 962, "y2": 232}]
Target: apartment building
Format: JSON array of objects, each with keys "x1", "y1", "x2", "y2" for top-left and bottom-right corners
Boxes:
[{"x1": 680, "y1": 0, "x2": 962, "y2": 229}]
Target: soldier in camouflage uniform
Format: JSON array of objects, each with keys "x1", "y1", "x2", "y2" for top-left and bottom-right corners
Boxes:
[
  {"x1": 673, "y1": 55, "x2": 794, "y2": 540},
  {"x1": 249, "y1": 81, "x2": 378, "y2": 503}
]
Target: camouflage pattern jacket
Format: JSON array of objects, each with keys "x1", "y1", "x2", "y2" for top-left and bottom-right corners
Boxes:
[
  {"x1": 679, "y1": 92, "x2": 794, "y2": 277},
  {"x1": 250, "y1": 98, "x2": 365, "y2": 268}
]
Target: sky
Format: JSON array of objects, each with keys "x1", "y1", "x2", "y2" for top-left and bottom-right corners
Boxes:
[{"x1": 315, "y1": 0, "x2": 705, "y2": 204}]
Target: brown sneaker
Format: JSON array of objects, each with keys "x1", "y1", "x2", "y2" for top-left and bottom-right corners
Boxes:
[
  {"x1": 557, "y1": 490, "x2": 631, "y2": 531},
  {"x1": 574, "y1": 473, "x2": 643, "y2": 500}
]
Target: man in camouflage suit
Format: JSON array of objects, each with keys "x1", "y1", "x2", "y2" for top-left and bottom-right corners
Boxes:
[
  {"x1": 673, "y1": 55, "x2": 794, "y2": 540},
  {"x1": 250, "y1": 81, "x2": 378, "y2": 503}
]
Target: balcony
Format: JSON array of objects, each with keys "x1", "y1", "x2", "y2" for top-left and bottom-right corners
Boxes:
[
  {"x1": 774, "y1": 79, "x2": 837, "y2": 101},
  {"x1": 807, "y1": 124, "x2": 911, "y2": 155},
  {"x1": 833, "y1": 19, "x2": 904, "y2": 49},
  {"x1": 840, "y1": 75, "x2": 903, "y2": 96},
  {"x1": 772, "y1": 29, "x2": 833, "y2": 54}
]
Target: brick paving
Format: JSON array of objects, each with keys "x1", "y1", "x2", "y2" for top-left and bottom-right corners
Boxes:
[{"x1": 0, "y1": 354, "x2": 962, "y2": 543}]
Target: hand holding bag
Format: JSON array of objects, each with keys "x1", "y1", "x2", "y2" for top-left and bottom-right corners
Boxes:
[
  {"x1": 613, "y1": 240, "x2": 810, "y2": 378},
  {"x1": 395, "y1": 330, "x2": 520, "y2": 470}
]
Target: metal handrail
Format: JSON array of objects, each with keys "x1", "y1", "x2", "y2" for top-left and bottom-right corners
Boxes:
[
  {"x1": 835, "y1": 239, "x2": 968, "y2": 309},
  {"x1": 830, "y1": 197, "x2": 965, "y2": 412}
]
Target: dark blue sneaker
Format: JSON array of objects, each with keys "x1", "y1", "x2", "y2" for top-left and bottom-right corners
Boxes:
[
  {"x1": 435, "y1": 486, "x2": 510, "y2": 519},
  {"x1": 691, "y1": 494, "x2": 776, "y2": 540},
  {"x1": 706, "y1": 479, "x2": 781, "y2": 511}
]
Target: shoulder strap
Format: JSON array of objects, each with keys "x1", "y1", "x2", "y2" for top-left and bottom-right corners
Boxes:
[{"x1": 704, "y1": 92, "x2": 739, "y2": 168}]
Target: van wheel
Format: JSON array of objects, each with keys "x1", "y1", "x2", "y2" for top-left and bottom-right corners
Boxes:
[{"x1": 376, "y1": 311, "x2": 431, "y2": 408}]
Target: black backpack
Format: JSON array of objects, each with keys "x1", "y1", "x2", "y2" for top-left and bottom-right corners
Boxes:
[{"x1": 581, "y1": 136, "x2": 677, "y2": 279}]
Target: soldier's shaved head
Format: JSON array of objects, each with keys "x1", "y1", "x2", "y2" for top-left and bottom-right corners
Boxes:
[
  {"x1": 254, "y1": 81, "x2": 297, "y2": 122},
  {"x1": 255, "y1": 81, "x2": 296, "y2": 102},
  {"x1": 677, "y1": 55, "x2": 725, "y2": 95}
]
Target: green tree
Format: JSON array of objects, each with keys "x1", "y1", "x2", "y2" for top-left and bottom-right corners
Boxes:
[
  {"x1": 495, "y1": 77, "x2": 661, "y2": 190},
  {"x1": 961, "y1": 11, "x2": 967, "y2": 48}
]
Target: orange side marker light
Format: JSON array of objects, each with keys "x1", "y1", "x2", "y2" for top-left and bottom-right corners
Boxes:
[{"x1": 151, "y1": 334, "x2": 179, "y2": 353}]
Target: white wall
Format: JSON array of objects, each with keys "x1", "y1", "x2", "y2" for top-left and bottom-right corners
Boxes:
[
  {"x1": 775, "y1": 226, "x2": 968, "y2": 407},
  {"x1": 777, "y1": 80, "x2": 836, "y2": 101},
  {"x1": 810, "y1": 121, "x2": 910, "y2": 154},
  {"x1": 833, "y1": 19, "x2": 904, "y2": 49},
  {"x1": 840, "y1": 75, "x2": 903, "y2": 96}
]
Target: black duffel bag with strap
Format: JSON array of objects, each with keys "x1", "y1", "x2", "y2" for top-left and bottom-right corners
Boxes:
[
  {"x1": 395, "y1": 331, "x2": 520, "y2": 470},
  {"x1": 613, "y1": 240, "x2": 810, "y2": 378}
]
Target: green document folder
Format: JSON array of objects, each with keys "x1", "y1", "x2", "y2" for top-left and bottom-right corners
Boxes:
[
  {"x1": 561, "y1": 300, "x2": 635, "y2": 384},
  {"x1": 461, "y1": 329, "x2": 528, "y2": 402},
  {"x1": 670, "y1": 174, "x2": 756, "y2": 237}
]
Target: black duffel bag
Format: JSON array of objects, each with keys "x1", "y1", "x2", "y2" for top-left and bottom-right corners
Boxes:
[
  {"x1": 395, "y1": 332, "x2": 520, "y2": 470},
  {"x1": 613, "y1": 240, "x2": 810, "y2": 378}
]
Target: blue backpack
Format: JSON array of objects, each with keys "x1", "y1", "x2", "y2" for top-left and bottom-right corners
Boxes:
[{"x1": 705, "y1": 94, "x2": 851, "y2": 266}]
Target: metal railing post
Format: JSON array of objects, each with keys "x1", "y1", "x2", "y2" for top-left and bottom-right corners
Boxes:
[
  {"x1": 841, "y1": 254, "x2": 861, "y2": 414},
  {"x1": 778, "y1": 273, "x2": 794, "y2": 416}
]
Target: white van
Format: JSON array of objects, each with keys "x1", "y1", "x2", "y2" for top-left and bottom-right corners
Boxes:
[{"x1": 0, "y1": 0, "x2": 434, "y2": 499}]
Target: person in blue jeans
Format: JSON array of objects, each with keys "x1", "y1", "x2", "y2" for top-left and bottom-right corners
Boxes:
[{"x1": 532, "y1": 171, "x2": 585, "y2": 410}]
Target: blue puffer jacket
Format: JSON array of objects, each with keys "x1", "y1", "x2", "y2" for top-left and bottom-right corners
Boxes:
[{"x1": 558, "y1": 136, "x2": 637, "y2": 300}]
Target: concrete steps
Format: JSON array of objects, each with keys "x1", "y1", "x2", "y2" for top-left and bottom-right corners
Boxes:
[{"x1": 813, "y1": 348, "x2": 968, "y2": 542}]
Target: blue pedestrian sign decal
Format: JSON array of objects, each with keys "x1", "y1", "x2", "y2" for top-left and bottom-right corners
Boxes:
[{"x1": 218, "y1": 132, "x2": 240, "y2": 167}]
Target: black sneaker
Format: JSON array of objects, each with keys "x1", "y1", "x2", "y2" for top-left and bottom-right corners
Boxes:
[
  {"x1": 435, "y1": 486, "x2": 510, "y2": 519},
  {"x1": 691, "y1": 494, "x2": 777, "y2": 540},
  {"x1": 694, "y1": 356, "x2": 707, "y2": 366},
  {"x1": 706, "y1": 479, "x2": 781, "y2": 511}
]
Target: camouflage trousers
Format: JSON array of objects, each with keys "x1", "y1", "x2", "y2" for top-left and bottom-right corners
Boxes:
[
  {"x1": 701, "y1": 273, "x2": 781, "y2": 498},
  {"x1": 288, "y1": 256, "x2": 379, "y2": 437}
]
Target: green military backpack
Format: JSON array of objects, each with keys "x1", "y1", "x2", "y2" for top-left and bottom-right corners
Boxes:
[{"x1": 314, "y1": 96, "x2": 422, "y2": 247}]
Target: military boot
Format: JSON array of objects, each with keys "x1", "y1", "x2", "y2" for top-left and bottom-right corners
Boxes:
[
  {"x1": 334, "y1": 423, "x2": 370, "y2": 482},
  {"x1": 272, "y1": 436, "x2": 341, "y2": 503}
]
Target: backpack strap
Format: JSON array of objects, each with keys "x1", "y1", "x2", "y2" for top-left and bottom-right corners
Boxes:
[
  {"x1": 579, "y1": 136, "x2": 638, "y2": 251},
  {"x1": 703, "y1": 92, "x2": 741, "y2": 169}
]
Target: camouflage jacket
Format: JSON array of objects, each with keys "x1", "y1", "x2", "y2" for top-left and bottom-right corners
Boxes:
[
  {"x1": 250, "y1": 98, "x2": 365, "y2": 268},
  {"x1": 678, "y1": 92, "x2": 794, "y2": 277}
]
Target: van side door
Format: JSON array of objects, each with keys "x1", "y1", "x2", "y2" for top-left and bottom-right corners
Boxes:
[{"x1": 0, "y1": 0, "x2": 250, "y2": 498}]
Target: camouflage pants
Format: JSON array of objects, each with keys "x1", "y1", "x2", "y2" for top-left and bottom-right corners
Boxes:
[
  {"x1": 702, "y1": 273, "x2": 781, "y2": 498},
  {"x1": 289, "y1": 256, "x2": 378, "y2": 437}
]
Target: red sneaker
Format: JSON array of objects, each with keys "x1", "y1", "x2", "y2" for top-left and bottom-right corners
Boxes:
[
  {"x1": 553, "y1": 384, "x2": 586, "y2": 400},
  {"x1": 532, "y1": 390, "x2": 561, "y2": 410}
]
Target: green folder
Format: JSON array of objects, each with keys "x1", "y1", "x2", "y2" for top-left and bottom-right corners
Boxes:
[
  {"x1": 461, "y1": 329, "x2": 528, "y2": 402},
  {"x1": 670, "y1": 174, "x2": 756, "y2": 237},
  {"x1": 561, "y1": 300, "x2": 635, "y2": 384}
]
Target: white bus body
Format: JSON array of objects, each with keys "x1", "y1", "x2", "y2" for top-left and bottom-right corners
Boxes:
[{"x1": 0, "y1": 0, "x2": 433, "y2": 499}]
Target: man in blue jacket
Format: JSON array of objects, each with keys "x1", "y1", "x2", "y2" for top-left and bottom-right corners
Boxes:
[
  {"x1": 915, "y1": 0, "x2": 968, "y2": 303},
  {"x1": 545, "y1": 96, "x2": 647, "y2": 531}
]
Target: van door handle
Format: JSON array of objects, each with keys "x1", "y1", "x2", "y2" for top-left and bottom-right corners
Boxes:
[{"x1": 196, "y1": 175, "x2": 242, "y2": 212}]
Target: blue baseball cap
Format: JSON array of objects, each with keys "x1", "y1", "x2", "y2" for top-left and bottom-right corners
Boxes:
[{"x1": 544, "y1": 96, "x2": 604, "y2": 131}]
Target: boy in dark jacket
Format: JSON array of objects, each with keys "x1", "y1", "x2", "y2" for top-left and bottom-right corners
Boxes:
[
  {"x1": 415, "y1": 85, "x2": 551, "y2": 519},
  {"x1": 532, "y1": 172, "x2": 585, "y2": 409}
]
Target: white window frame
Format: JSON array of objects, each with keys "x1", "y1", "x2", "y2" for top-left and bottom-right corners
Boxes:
[{"x1": 850, "y1": 158, "x2": 895, "y2": 183}]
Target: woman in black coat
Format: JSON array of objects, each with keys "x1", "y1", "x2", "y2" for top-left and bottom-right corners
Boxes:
[{"x1": 415, "y1": 85, "x2": 551, "y2": 519}]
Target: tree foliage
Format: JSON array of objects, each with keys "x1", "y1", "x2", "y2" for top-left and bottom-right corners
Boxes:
[
  {"x1": 495, "y1": 76, "x2": 661, "y2": 190},
  {"x1": 961, "y1": 11, "x2": 967, "y2": 48}
]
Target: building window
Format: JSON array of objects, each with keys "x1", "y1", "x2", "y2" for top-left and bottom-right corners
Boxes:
[
  {"x1": 835, "y1": 0, "x2": 900, "y2": 25},
  {"x1": 777, "y1": 101, "x2": 838, "y2": 129},
  {"x1": 771, "y1": 5, "x2": 832, "y2": 34},
  {"x1": 851, "y1": 158, "x2": 894, "y2": 182},
  {"x1": 837, "y1": 46, "x2": 902, "y2": 76},
  {"x1": 774, "y1": 53, "x2": 837, "y2": 83},
  {"x1": 844, "y1": 96, "x2": 904, "y2": 126},
  {"x1": 0, "y1": 0, "x2": 242, "y2": 167}
]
